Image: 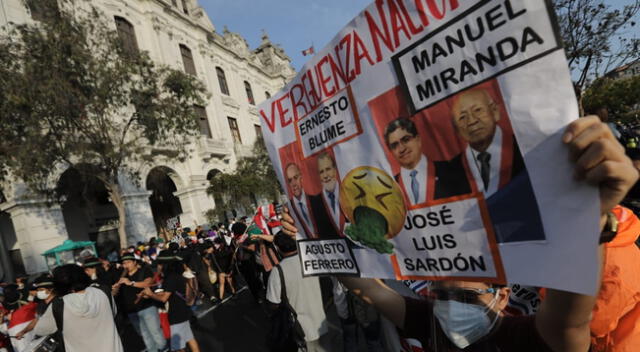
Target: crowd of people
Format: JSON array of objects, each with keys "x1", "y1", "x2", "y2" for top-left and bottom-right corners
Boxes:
[
  {"x1": 0, "y1": 214, "x2": 287, "y2": 352},
  {"x1": 0, "y1": 116, "x2": 638, "y2": 352}
]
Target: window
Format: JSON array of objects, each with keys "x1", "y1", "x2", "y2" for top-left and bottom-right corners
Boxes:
[
  {"x1": 255, "y1": 124, "x2": 263, "y2": 140},
  {"x1": 228, "y1": 117, "x2": 242, "y2": 144},
  {"x1": 179, "y1": 45, "x2": 196, "y2": 75},
  {"x1": 216, "y1": 67, "x2": 229, "y2": 95},
  {"x1": 244, "y1": 81, "x2": 255, "y2": 105},
  {"x1": 265, "y1": 91, "x2": 271, "y2": 99},
  {"x1": 26, "y1": 0, "x2": 58, "y2": 22},
  {"x1": 195, "y1": 106, "x2": 212, "y2": 138},
  {"x1": 181, "y1": 0, "x2": 189, "y2": 15},
  {"x1": 114, "y1": 17, "x2": 139, "y2": 56}
]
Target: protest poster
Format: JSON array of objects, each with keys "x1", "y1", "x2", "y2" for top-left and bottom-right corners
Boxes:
[{"x1": 259, "y1": 0, "x2": 601, "y2": 294}]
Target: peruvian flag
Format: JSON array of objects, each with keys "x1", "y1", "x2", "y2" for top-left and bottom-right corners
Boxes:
[
  {"x1": 253, "y1": 204, "x2": 281, "y2": 235},
  {"x1": 7, "y1": 302, "x2": 38, "y2": 351},
  {"x1": 301, "y1": 46, "x2": 315, "y2": 56}
]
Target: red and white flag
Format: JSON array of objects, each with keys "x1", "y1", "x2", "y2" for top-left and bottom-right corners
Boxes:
[
  {"x1": 301, "y1": 46, "x2": 315, "y2": 56},
  {"x1": 7, "y1": 302, "x2": 38, "y2": 351}
]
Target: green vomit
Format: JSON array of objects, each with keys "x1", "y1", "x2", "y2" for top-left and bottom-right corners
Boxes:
[{"x1": 345, "y1": 206, "x2": 394, "y2": 254}]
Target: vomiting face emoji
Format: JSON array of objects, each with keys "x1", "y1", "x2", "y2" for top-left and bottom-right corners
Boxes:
[{"x1": 340, "y1": 166, "x2": 407, "y2": 254}]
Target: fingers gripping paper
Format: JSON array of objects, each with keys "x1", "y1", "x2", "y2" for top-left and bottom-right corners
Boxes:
[{"x1": 259, "y1": 0, "x2": 600, "y2": 294}]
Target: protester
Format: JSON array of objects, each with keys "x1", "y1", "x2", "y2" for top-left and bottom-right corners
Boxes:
[
  {"x1": 281, "y1": 116, "x2": 638, "y2": 352},
  {"x1": 211, "y1": 235, "x2": 237, "y2": 300},
  {"x1": 14, "y1": 274, "x2": 56, "y2": 340},
  {"x1": 0, "y1": 284, "x2": 37, "y2": 352},
  {"x1": 34, "y1": 264, "x2": 123, "y2": 352},
  {"x1": 142, "y1": 252, "x2": 200, "y2": 352},
  {"x1": 267, "y1": 232, "x2": 330, "y2": 352},
  {"x1": 589, "y1": 205, "x2": 640, "y2": 351},
  {"x1": 113, "y1": 254, "x2": 167, "y2": 352}
]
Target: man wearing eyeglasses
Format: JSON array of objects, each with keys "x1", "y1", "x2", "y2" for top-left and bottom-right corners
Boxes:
[
  {"x1": 451, "y1": 88, "x2": 545, "y2": 243},
  {"x1": 282, "y1": 116, "x2": 639, "y2": 352},
  {"x1": 384, "y1": 117, "x2": 471, "y2": 205}
]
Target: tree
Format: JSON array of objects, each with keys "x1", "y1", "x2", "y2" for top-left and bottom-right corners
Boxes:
[
  {"x1": 207, "y1": 139, "x2": 282, "y2": 223},
  {"x1": 0, "y1": 0, "x2": 208, "y2": 247},
  {"x1": 553, "y1": 0, "x2": 639, "y2": 91},
  {"x1": 583, "y1": 75, "x2": 640, "y2": 122}
]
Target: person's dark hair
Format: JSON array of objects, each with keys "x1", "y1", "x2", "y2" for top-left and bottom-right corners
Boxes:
[
  {"x1": 3, "y1": 284, "x2": 21, "y2": 310},
  {"x1": 232, "y1": 222, "x2": 247, "y2": 236},
  {"x1": 162, "y1": 259, "x2": 184, "y2": 277},
  {"x1": 384, "y1": 117, "x2": 418, "y2": 146},
  {"x1": 52, "y1": 264, "x2": 91, "y2": 296},
  {"x1": 274, "y1": 232, "x2": 297, "y2": 254}
]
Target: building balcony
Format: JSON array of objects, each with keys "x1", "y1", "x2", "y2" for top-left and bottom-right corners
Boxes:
[
  {"x1": 197, "y1": 137, "x2": 231, "y2": 161},
  {"x1": 233, "y1": 143, "x2": 254, "y2": 159}
]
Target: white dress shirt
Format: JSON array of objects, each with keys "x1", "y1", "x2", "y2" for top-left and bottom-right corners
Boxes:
[
  {"x1": 400, "y1": 154, "x2": 428, "y2": 205},
  {"x1": 465, "y1": 127, "x2": 503, "y2": 197},
  {"x1": 293, "y1": 191, "x2": 314, "y2": 233}
]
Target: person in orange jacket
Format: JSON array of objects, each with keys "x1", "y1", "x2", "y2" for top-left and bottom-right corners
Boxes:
[{"x1": 590, "y1": 205, "x2": 640, "y2": 351}]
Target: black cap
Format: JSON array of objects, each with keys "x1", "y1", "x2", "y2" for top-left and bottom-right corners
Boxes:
[
  {"x1": 32, "y1": 274, "x2": 55, "y2": 289},
  {"x1": 120, "y1": 253, "x2": 137, "y2": 262},
  {"x1": 83, "y1": 256, "x2": 102, "y2": 268}
]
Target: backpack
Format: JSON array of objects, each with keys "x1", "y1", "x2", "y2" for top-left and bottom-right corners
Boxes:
[
  {"x1": 266, "y1": 265, "x2": 306, "y2": 352},
  {"x1": 37, "y1": 285, "x2": 115, "y2": 352}
]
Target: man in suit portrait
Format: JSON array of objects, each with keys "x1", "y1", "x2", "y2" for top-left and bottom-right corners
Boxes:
[
  {"x1": 451, "y1": 88, "x2": 526, "y2": 196},
  {"x1": 285, "y1": 162, "x2": 317, "y2": 237},
  {"x1": 384, "y1": 118, "x2": 470, "y2": 205},
  {"x1": 451, "y1": 88, "x2": 545, "y2": 243},
  {"x1": 310, "y1": 152, "x2": 343, "y2": 239}
]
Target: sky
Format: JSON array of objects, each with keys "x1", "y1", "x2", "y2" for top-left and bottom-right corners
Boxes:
[
  {"x1": 202, "y1": 0, "x2": 639, "y2": 71},
  {"x1": 202, "y1": 0, "x2": 371, "y2": 71}
]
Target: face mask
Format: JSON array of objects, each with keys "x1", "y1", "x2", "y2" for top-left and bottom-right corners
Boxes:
[
  {"x1": 17, "y1": 284, "x2": 24, "y2": 290},
  {"x1": 36, "y1": 290, "x2": 50, "y2": 300},
  {"x1": 91, "y1": 273, "x2": 98, "y2": 280},
  {"x1": 27, "y1": 294, "x2": 35, "y2": 302},
  {"x1": 433, "y1": 291, "x2": 500, "y2": 349}
]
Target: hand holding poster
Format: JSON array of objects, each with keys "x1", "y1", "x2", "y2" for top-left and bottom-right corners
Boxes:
[{"x1": 260, "y1": 0, "x2": 601, "y2": 294}]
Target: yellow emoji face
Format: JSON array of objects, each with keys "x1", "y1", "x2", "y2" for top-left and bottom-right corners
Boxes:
[{"x1": 339, "y1": 166, "x2": 407, "y2": 239}]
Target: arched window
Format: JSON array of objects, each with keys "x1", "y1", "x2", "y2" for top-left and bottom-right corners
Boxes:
[
  {"x1": 265, "y1": 91, "x2": 271, "y2": 99},
  {"x1": 244, "y1": 81, "x2": 255, "y2": 105},
  {"x1": 216, "y1": 67, "x2": 229, "y2": 95},
  {"x1": 114, "y1": 17, "x2": 139, "y2": 56}
]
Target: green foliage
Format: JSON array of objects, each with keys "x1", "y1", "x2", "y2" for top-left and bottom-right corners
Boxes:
[
  {"x1": 0, "y1": 0, "x2": 209, "y2": 195},
  {"x1": 583, "y1": 75, "x2": 640, "y2": 122},
  {"x1": 207, "y1": 139, "x2": 282, "y2": 221}
]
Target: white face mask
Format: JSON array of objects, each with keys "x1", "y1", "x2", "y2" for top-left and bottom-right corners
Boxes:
[
  {"x1": 91, "y1": 273, "x2": 98, "y2": 280},
  {"x1": 37, "y1": 290, "x2": 50, "y2": 300},
  {"x1": 433, "y1": 291, "x2": 500, "y2": 349}
]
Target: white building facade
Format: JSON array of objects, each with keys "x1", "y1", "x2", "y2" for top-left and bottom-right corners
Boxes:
[{"x1": 0, "y1": 0, "x2": 295, "y2": 278}]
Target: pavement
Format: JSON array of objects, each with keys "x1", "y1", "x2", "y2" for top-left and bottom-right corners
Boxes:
[{"x1": 122, "y1": 277, "x2": 351, "y2": 352}]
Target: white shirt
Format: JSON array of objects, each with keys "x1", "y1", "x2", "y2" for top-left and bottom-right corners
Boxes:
[
  {"x1": 292, "y1": 191, "x2": 314, "y2": 233},
  {"x1": 322, "y1": 184, "x2": 340, "y2": 226},
  {"x1": 400, "y1": 154, "x2": 428, "y2": 205},
  {"x1": 465, "y1": 127, "x2": 503, "y2": 197},
  {"x1": 267, "y1": 256, "x2": 328, "y2": 341}
]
